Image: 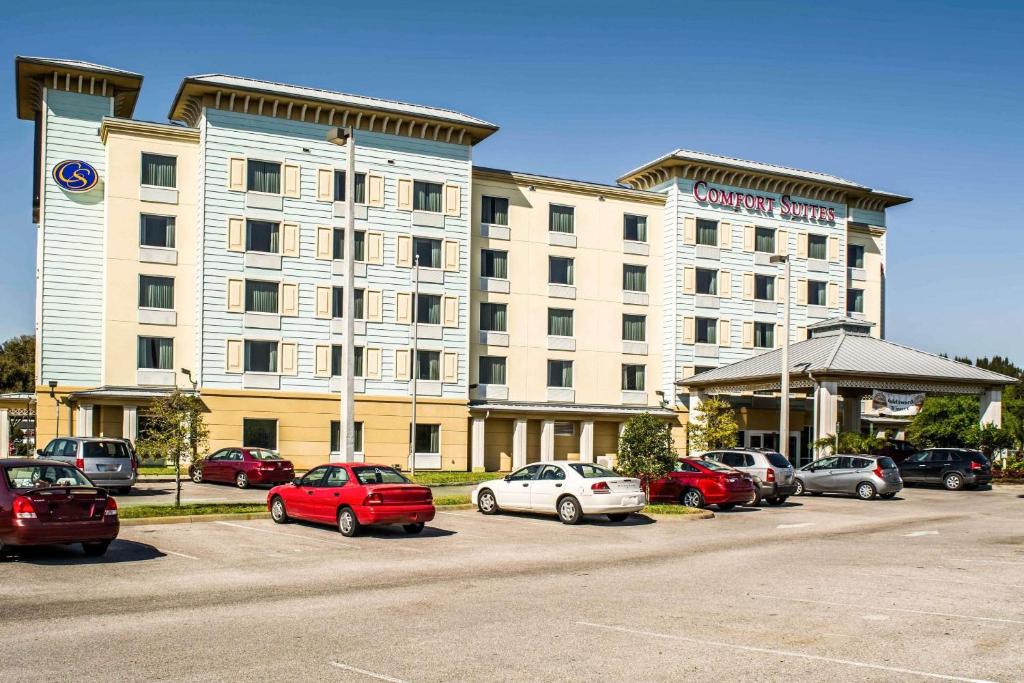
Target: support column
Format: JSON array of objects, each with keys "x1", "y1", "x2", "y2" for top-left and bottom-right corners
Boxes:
[
  {"x1": 471, "y1": 416, "x2": 486, "y2": 472},
  {"x1": 0, "y1": 408, "x2": 9, "y2": 458},
  {"x1": 540, "y1": 420, "x2": 555, "y2": 462},
  {"x1": 842, "y1": 393, "x2": 862, "y2": 433},
  {"x1": 814, "y1": 381, "x2": 838, "y2": 455},
  {"x1": 579, "y1": 420, "x2": 594, "y2": 463},
  {"x1": 77, "y1": 404, "x2": 94, "y2": 437},
  {"x1": 512, "y1": 418, "x2": 527, "y2": 469},
  {"x1": 123, "y1": 405, "x2": 138, "y2": 444},
  {"x1": 980, "y1": 389, "x2": 1002, "y2": 427}
]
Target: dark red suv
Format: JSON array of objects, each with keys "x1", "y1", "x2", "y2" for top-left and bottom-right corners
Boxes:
[{"x1": 648, "y1": 457, "x2": 755, "y2": 510}]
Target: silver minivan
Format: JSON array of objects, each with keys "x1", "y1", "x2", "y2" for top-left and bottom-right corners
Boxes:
[
  {"x1": 38, "y1": 437, "x2": 137, "y2": 493},
  {"x1": 795, "y1": 454, "x2": 902, "y2": 500},
  {"x1": 704, "y1": 449, "x2": 798, "y2": 505}
]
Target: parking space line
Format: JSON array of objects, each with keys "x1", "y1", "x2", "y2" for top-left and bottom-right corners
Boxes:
[
  {"x1": 948, "y1": 557, "x2": 1024, "y2": 566},
  {"x1": 750, "y1": 594, "x2": 1024, "y2": 626},
  {"x1": 161, "y1": 549, "x2": 200, "y2": 561},
  {"x1": 903, "y1": 530, "x2": 940, "y2": 537},
  {"x1": 214, "y1": 521, "x2": 359, "y2": 549},
  {"x1": 777, "y1": 522, "x2": 815, "y2": 529},
  {"x1": 329, "y1": 661, "x2": 408, "y2": 682},
  {"x1": 577, "y1": 621, "x2": 998, "y2": 683}
]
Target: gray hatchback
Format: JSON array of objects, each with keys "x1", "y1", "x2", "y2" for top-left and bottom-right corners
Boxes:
[
  {"x1": 795, "y1": 454, "x2": 902, "y2": 500},
  {"x1": 38, "y1": 437, "x2": 137, "y2": 494}
]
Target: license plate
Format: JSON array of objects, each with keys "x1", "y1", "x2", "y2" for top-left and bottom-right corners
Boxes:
[
  {"x1": 97, "y1": 465, "x2": 116, "y2": 472},
  {"x1": 622, "y1": 496, "x2": 638, "y2": 506}
]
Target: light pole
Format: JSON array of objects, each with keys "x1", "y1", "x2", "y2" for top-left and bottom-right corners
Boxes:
[
  {"x1": 181, "y1": 367, "x2": 199, "y2": 465},
  {"x1": 48, "y1": 380, "x2": 59, "y2": 439},
  {"x1": 770, "y1": 254, "x2": 792, "y2": 461},
  {"x1": 409, "y1": 254, "x2": 420, "y2": 476}
]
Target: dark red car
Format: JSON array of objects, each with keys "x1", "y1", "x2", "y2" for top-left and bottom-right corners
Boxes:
[
  {"x1": 648, "y1": 457, "x2": 755, "y2": 510},
  {"x1": 0, "y1": 459, "x2": 119, "y2": 557},
  {"x1": 268, "y1": 463, "x2": 435, "y2": 537},
  {"x1": 190, "y1": 447, "x2": 295, "y2": 489}
]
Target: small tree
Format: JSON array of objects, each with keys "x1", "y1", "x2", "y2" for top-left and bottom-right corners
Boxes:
[
  {"x1": 617, "y1": 413, "x2": 677, "y2": 498},
  {"x1": 136, "y1": 390, "x2": 208, "y2": 507},
  {"x1": 686, "y1": 397, "x2": 738, "y2": 453},
  {"x1": 812, "y1": 431, "x2": 884, "y2": 456}
]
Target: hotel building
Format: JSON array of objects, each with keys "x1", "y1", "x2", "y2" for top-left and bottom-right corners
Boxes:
[{"x1": 13, "y1": 56, "x2": 910, "y2": 470}]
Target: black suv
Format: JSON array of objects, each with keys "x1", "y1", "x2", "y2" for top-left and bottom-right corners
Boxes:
[{"x1": 897, "y1": 448, "x2": 992, "y2": 490}]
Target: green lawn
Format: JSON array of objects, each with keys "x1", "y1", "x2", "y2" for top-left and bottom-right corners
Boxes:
[
  {"x1": 409, "y1": 471, "x2": 504, "y2": 486},
  {"x1": 642, "y1": 504, "x2": 708, "y2": 515},
  {"x1": 138, "y1": 466, "x2": 185, "y2": 476},
  {"x1": 119, "y1": 503, "x2": 266, "y2": 519},
  {"x1": 433, "y1": 494, "x2": 472, "y2": 506}
]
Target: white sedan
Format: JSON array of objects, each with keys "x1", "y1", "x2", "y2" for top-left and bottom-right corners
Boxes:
[{"x1": 471, "y1": 461, "x2": 646, "y2": 524}]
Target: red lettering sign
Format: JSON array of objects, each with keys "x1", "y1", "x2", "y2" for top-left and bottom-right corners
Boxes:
[{"x1": 693, "y1": 181, "x2": 834, "y2": 223}]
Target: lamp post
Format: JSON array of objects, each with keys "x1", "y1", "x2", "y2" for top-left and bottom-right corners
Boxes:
[
  {"x1": 409, "y1": 254, "x2": 420, "y2": 476},
  {"x1": 48, "y1": 380, "x2": 59, "y2": 438},
  {"x1": 181, "y1": 367, "x2": 199, "y2": 466},
  {"x1": 770, "y1": 254, "x2": 792, "y2": 461}
]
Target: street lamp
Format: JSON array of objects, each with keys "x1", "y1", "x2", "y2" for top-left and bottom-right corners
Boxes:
[
  {"x1": 770, "y1": 254, "x2": 792, "y2": 461},
  {"x1": 48, "y1": 380, "x2": 59, "y2": 438},
  {"x1": 409, "y1": 254, "x2": 420, "y2": 476},
  {"x1": 180, "y1": 368, "x2": 199, "y2": 465}
]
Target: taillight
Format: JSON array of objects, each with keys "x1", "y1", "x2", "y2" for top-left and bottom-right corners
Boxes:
[
  {"x1": 12, "y1": 496, "x2": 37, "y2": 519},
  {"x1": 76, "y1": 457, "x2": 85, "y2": 471},
  {"x1": 591, "y1": 481, "x2": 611, "y2": 494},
  {"x1": 131, "y1": 455, "x2": 138, "y2": 473},
  {"x1": 873, "y1": 465, "x2": 884, "y2": 479},
  {"x1": 766, "y1": 468, "x2": 775, "y2": 483},
  {"x1": 366, "y1": 492, "x2": 383, "y2": 505},
  {"x1": 970, "y1": 461, "x2": 983, "y2": 471},
  {"x1": 104, "y1": 497, "x2": 118, "y2": 517}
]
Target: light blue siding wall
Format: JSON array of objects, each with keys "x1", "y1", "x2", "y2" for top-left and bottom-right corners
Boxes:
[
  {"x1": 850, "y1": 207, "x2": 885, "y2": 226},
  {"x1": 200, "y1": 108, "x2": 471, "y2": 397},
  {"x1": 40, "y1": 89, "x2": 111, "y2": 385},
  {"x1": 659, "y1": 182, "x2": 680, "y2": 402}
]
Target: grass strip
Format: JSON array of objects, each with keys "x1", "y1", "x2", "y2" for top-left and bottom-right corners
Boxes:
[
  {"x1": 410, "y1": 472, "x2": 504, "y2": 486},
  {"x1": 433, "y1": 494, "x2": 472, "y2": 506},
  {"x1": 642, "y1": 504, "x2": 707, "y2": 515},
  {"x1": 118, "y1": 503, "x2": 267, "y2": 519}
]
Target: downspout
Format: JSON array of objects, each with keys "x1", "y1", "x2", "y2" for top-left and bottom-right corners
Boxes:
[{"x1": 808, "y1": 371, "x2": 819, "y2": 458}]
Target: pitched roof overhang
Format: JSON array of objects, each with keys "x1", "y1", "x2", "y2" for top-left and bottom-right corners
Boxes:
[{"x1": 15, "y1": 56, "x2": 143, "y2": 120}]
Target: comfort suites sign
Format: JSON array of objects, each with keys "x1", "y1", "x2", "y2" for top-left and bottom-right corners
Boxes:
[{"x1": 693, "y1": 180, "x2": 837, "y2": 222}]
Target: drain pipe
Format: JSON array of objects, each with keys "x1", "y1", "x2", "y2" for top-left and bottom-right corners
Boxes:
[{"x1": 808, "y1": 372, "x2": 820, "y2": 459}]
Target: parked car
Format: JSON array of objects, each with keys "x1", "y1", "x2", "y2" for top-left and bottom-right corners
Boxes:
[
  {"x1": 794, "y1": 455, "x2": 902, "y2": 500},
  {"x1": 268, "y1": 463, "x2": 434, "y2": 537},
  {"x1": 876, "y1": 439, "x2": 917, "y2": 463},
  {"x1": 648, "y1": 457, "x2": 755, "y2": 510},
  {"x1": 0, "y1": 459, "x2": 119, "y2": 557},
  {"x1": 897, "y1": 448, "x2": 992, "y2": 490},
  {"x1": 38, "y1": 437, "x2": 137, "y2": 494},
  {"x1": 190, "y1": 447, "x2": 295, "y2": 489},
  {"x1": 472, "y1": 462, "x2": 645, "y2": 524},
  {"x1": 703, "y1": 448, "x2": 797, "y2": 505}
]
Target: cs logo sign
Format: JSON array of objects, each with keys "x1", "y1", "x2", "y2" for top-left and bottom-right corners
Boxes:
[{"x1": 52, "y1": 160, "x2": 99, "y2": 193}]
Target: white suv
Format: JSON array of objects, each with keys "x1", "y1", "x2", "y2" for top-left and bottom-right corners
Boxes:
[{"x1": 703, "y1": 449, "x2": 797, "y2": 505}]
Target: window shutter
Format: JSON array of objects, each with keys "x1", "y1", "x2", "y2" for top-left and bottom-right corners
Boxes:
[
  {"x1": 776, "y1": 229, "x2": 788, "y2": 255},
  {"x1": 396, "y1": 234, "x2": 412, "y2": 267},
  {"x1": 774, "y1": 323, "x2": 782, "y2": 348},
  {"x1": 367, "y1": 174, "x2": 385, "y2": 208},
  {"x1": 395, "y1": 349, "x2": 411, "y2": 381},
  {"x1": 280, "y1": 283, "x2": 299, "y2": 316},
  {"x1": 797, "y1": 279, "x2": 808, "y2": 306},
  {"x1": 366, "y1": 289, "x2": 383, "y2": 322},
  {"x1": 442, "y1": 351, "x2": 458, "y2": 383},
  {"x1": 743, "y1": 225, "x2": 755, "y2": 251},
  {"x1": 227, "y1": 217, "x2": 245, "y2": 252},
  {"x1": 828, "y1": 235, "x2": 840, "y2": 262},
  {"x1": 682, "y1": 365, "x2": 695, "y2": 379},
  {"x1": 742, "y1": 273, "x2": 754, "y2": 300},
  {"x1": 682, "y1": 317, "x2": 695, "y2": 344},
  {"x1": 282, "y1": 222, "x2": 300, "y2": 257},
  {"x1": 315, "y1": 285, "x2": 331, "y2": 318},
  {"x1": 316, "y1": 226, "x2": 332, "y2": 260},
  {"x1": 366, "y1": 231, "x2": 384, "y2": 265},
  {"x1": 228, "y1": 157, "x2": 245, "y2": 192},
  {"x1": 719, "y1": 222, "x2": 731, "y2": 249},
  {"x1": 395, "y1": 292, "x2": 412, "y2": 324},
  {"x1": 742, "y1": 321, "x2": 755, "y2": 349},
  {"x1": 683, "y1": 216, "x2": 696, "y2": 245},
  {"x1": 397, "y1": 178, "x2": 413, "y2": 211},
  {"x1": 828, "y1": 282, "x2": 840, "y2": 308},
  {"x1": 776, "y1": 276, "x2": 787, "y2": 303},
  {"x1": 719, "y1": 270, "x2": 732, "y2": 298},
  {"x1": 798, "y1": 326, "x2": 807, "y2": 341},
  {"x1": 225, "y1": 339, "x2": 243, "y2": 373},
  {"x1": 444, "y1": 184, "x2": 461, "y2": 217},
  {"x1": 719, "y1": 319, "x2": 731, "y2": 347},
  {"x1": 442, "y1": 295, "x2": 458, "y2": 327},
  {"x1": 682, "y1": 267, "x2": 695, "y2": 294},
  {"x1": 283, "y1": 163, "x2": 301, "y2": 198},
  {"x1": 797, "y1": 233, "x2": 808, "y2": 259},
  {"x1": 316, "y1": 168, "x2": 333, "y2": 202},
  {"x1": 226, "y1": 278, "x2": 244, "y2": 312},
  {"x1": 365, "y1": 347, "x2": 382, "y2": 380},
  {"x1": 314, "y1": 344, "x2": 330, "y2": 377},
  {"x1": 443, "y1": 239, "x2": 460, "y2": 271},
  {"x1": 280, "y1": 342, "x2": 298, "y2": 376}
]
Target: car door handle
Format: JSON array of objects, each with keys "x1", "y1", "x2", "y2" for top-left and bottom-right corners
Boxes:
[
  {"x1": 307, "y1": 491, "x2": 314, "y2": 495},
  {"x1": 333, "y1": 492, "x2": 339, "y2": 497},
  {"x1": 522, "y1": 483, "x2": 529, "y2": 487},
  {"x1": 555, "y1": 483, "x2": 563, "y2": 487}
]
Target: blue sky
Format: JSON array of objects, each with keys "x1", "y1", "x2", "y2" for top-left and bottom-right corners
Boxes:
[{"x1": 2, "y1": 0, "x2": 1021, "y2": 361}]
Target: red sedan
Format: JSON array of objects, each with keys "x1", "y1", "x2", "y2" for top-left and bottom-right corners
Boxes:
[
  {"x1": 268, "y1": 463, "x2": 435, "y2": 537},
  {"x1": 190, "y1": 447, "x2": 295, "y2": 488},
  {"x1": 0, "y1": 459, "x2": 119, "y2": 557},
  {"x1": 648, "y1": 457, "x2": 755, "y2": 510}
]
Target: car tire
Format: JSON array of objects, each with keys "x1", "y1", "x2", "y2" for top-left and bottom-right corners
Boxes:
[
  {"x1": 718, "y1": 503, "x2": 736, "y2": 511},
  {"x1": 607, "y1": 513, "x2": 629, "y2": 522},
  {"x1": 880, "y1": 492, "x2": 897, "y2": 499},
  {"x1": 477, "y1": 488, "x2": 500, "y2": 515},
  {"x1": 403, "y1": 523, "x2": 425, "y2": 534},
  {"x1": 856, "y1": 482, "x2": 877, "y2": 500},
  {"x1": 270, "y1": 496, "x2": 289, "y2": 524},
  {"x1": 746, "y1": 493, "x2": 761, "y2": 506},
  {"x1": 82, "y1": 541, "x2": 110, "y2": 557},
  {"x1": 337, "y1": 507, "x2": 360, "y2": 537},
  {"x1": 680, "y1": 489, "x2": 705, "y2": 509},
  {"x1": 191, "y1": 468, "x2": 203, "y2": 484},
  {"x1": 766, "y1": 496, "x2": 786, "y2": 506},
  {"x1": 943, "y1": 473, "x2": 964, "y2": 491},
  {"x1": 793, "y1": 479, "x2": 805, "y2": 496},
  {"x1": 235, "y1": 472, "x2": 248, "y2": 489},
  {"x1": 557, "y1": 496, "x2": 582, "y2": 525}
]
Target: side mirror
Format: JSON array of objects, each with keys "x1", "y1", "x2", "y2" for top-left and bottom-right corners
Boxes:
[
  {"x1": 36, "y1": 449, "x2": 44, "y2": 456},
  {"x1": 503, "y1": 475, "x2": 512, "y2": 482},
  {"x1": 292, "y1": 477, "x2": 302, "y2": 486}
]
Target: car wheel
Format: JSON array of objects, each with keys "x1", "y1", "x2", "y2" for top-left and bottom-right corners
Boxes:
[
  {"x1": 235, "y1": 472, "x2": 248, "y2": 489},
  {"x1": 856, "y1": 482, "x2": 877, "y2": 500},
  {"x1": 680, "y1": 488, "x2": 705, "y2": 509},
  {"x1": 477, "y1": 488, "x2": 500, "y2": 515},
  {"x1": 793, "y1": 479, "x2": 805, "y2": 496},
  {"x1": 191, "y1": 467, "x2": 203, "y2": 484},
  {"x1": 880, "y1": 492, "x2": 897, "y2": 499},
  {"x1": 270, "y1": 496, "x2": 289, "y2": 524},
  {"x1": 718, "y1": 503, "x2": 736, "y2": 511},
  {"x1": 337, "y1": 507, "x2": 360, "y2": 537},
  {"x1": 607, "y1": 513, "x2": 629, "y2": 522},
  {"x1": 557, "y1": 496, "x2": 582, "y2": 525},
  {"x1": 403, "y1": 523, "x2": 425, "y2": 534},
  {"x1": 82, "y1": 541, "x2": 110, "y2": 557},
  {"x1": 746, "y1": 492, "x2": 761, "y2": 506},
  {"x1": 943, "y1": 473, "x2": 964, "y2": 491},
  {"x1": 766, "y1": 496, "x2": 786, "y2": 506}
]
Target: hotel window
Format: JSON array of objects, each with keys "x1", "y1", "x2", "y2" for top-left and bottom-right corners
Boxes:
[
  {"x1": 808, "y1": 234, "x2": 828, "y2": 260},
  {"x1": 139, "y1": 275, "x2": 174, "y2": 309},
  {"x1": 479, "y1": 356, "x2": 507, "y2": 385},
  {"x1": 247, "y1": 160, "x2": 281, "y2": 194},
  {"x1": 696, "y1": 317, "x2": 717, "y2": 344},
  {"x1": 333, "y1": 171, "x2": 367, "y2": 203},
  {"x1": 549, "y1": 204, "x2": 575, "y2": 234},
  {"x1": 332, "y1": 229, "x2": 366, "y2": 261},
  {"x1": 137, "y1": 337, "x2": 173, "y2": 370},
  {"x1": 696, "y1": 219, "x2": 718, "y2": 246},
  {"x1": 415, "y1": 350, "x2": 441, "y2": 381},
  {"x1": 330, "y1": 421, "x2": 364, "y2": 453},
  {"x1": 548, "y1": 308, "x2": 574, "y2": 337},
  {"x1": 244, "y1": 340, "x2": 278, "y2": 373},
  {"x1": 331, "y1": 345, "x2": 365, "y2": 377},
  {"x1": 416, "y1": 294, "x2": 441, "y2": 325},
  {"x1": 243, "y1": 418, "x2": 277, "y2": 450},
  {"x1": 331, "y1": 287, "x2": 366, "y2": 319},
  {"x1": 624, "y1": 214, "x2": 647, "y2": 242},
  {"x1": 247, "y1": 219, "x2": 280, "y2": 253},
  {"x1": 481, "y1": 196, "x2": 509, "y2": 225},
  {"x1": 754, "y1": 322, "x2": 775, "y2": 349},
  {"x1": 413, "y1": 181, "x2": 443, "y2": 212},
  {"x1": 755, "y1": 274, "x2": 775, "y2": 301},
  {"x1": 141, "y1": 153, "x2": 176, "y2": 188},
  {"x1": 549, "y1": 256, "x2": 574, "y2": 285},
  {"x1": 413, "y1": 424, "x2": 440, "y2": 454},
  {"x1": 848, "y1": 288, "x2": 864, "y2": 314},
  {"x1": 755, "y1": 227, "x2": 775, "y2": 253},
  {"x1": 623, "y1": 265, "x2": 647, "y2": 292},
  {"x1": 808, "y1": 280, "x2": 827, "y2": 306},
  {"x1": 696, "y1": 268, "x2": 717, "y2": 295},
  {"x1": 694, "y1": 365, "x2": 716, "y2": 376},
  {"x1": 413, "y1": 237, "x2": 442, "y2": 268},
  {"x1": 848, "y1": 244, "x2": 865, "y2": 269},
  {"x1": 140, "y1": 214, "x2": 175, "y2": 248},
  {"x1": 622, "y1": 364, "x2": 646, "y2": 391},
  {"x1": 554, "y1": 422, "x2": 575, "y2": 437},
  {"x1": 622, "y1": 314, "x2": 646, "y2": 342},
  {"x1": 245, "y1": 280, "x2": 279, "y2": 314},
  {"x1": 547, "y1": 360, "x2": 573, "y2": 388},
  {"x1": 481, "y1": 249, "x2": 508, "y2": 279},
  {"x1": 479, "y1": 303, "x2": 507, "y2": 332}
]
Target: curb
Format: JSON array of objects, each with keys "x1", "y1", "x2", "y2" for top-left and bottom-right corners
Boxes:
[{"x1": 644, "y1": 510, "x2": 716, "y2": 521}]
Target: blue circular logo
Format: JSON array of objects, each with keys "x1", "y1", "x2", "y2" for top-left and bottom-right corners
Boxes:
[{"x1": 52, "y1": 160, "x2": 99, "y2": 193}]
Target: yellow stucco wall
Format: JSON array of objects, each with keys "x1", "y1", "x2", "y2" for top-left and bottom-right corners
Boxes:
[{"x1": 847, "y1": 227, "x2": 885, "y2": 336}]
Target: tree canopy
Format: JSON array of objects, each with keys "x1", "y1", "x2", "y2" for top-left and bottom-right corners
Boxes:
[
  {"x1": 686, "y1": 396, "x2": 739, "y2": 453},
  {"x1": 0, "y1": 335, "x2": 35, "y2": 394}
]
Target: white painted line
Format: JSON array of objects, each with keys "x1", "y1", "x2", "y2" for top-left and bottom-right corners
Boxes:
[
  {"x1": 330, "y1": 661, "x2": 408, "y2": 682},
  {"x1": 904, "y1": 530, "x2": 940, "y2": 537},
  {"x1": 948, "y1": 557, "x2": 1024, "y2": 566},
  {"x1": 777, "y1": 522, "x2": 815, "y2": 529},
  {"x1": 751, "y1": 594, "x2": 1024, "y2": 626},
  {"x1": 162, "y1": 549, "x2": 199, "y2": 560},
  {"x1": 577, "y1": 621, "x2": 998, "y2": 683},
  {"x1": 215, "y1": 521, "x2": 358, "y2": 549}
]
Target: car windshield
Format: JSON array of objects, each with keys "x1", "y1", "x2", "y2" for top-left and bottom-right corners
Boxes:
[
  {"x1": 694, "y1": 459, "x2": 733, "y2": 472},
  {"x1": 765, "y1": 453, "x2": 791, "y2": 468},
  {"x1": 83, "y1": 441, "x2": 130, "y2": 458},
  {"x1": 568, "y1": 463, "x2": 618, "y2": 478},
  {"x1": 352, "y1": 467, "x2": 409, "y2": 485},
  {"x1": 876, "y1": 456, "x2": 897, "y2": 469},
  {"x1": 4, "y1": 465, "x2": 93, "y2": 490},
  {"x1": 248, "y1": 449, "x2": 282, "y2": 461}
]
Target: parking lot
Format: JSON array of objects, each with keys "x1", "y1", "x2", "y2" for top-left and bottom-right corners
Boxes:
[{"x1": 1, "y1": 485, "x2": 1022, "y2": 682}]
